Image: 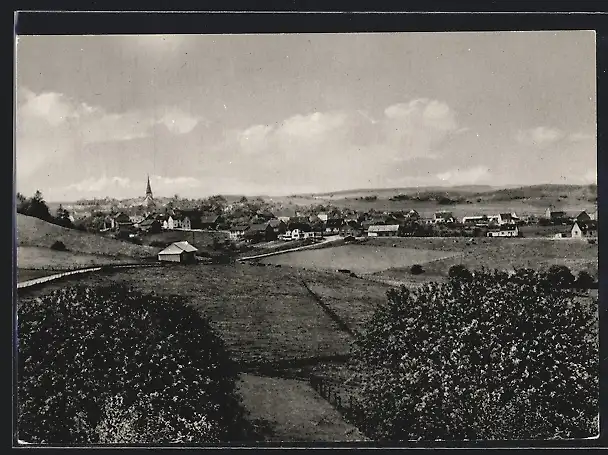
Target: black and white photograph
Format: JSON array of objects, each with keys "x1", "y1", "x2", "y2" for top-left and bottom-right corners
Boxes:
[{"x1": 14, "y1": 25, "x2": 599, "y2": 445}]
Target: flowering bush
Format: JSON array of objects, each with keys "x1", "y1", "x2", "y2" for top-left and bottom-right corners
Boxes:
[
  {"x1": 17, "y1": 285, "x2": 251, "y2": 444},
  {"x1": 352, "y1": 268, "x2": 598, "y2": 441}
]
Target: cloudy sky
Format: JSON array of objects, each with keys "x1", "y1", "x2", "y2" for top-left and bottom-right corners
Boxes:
[{"x1": 16, "y1": 31, "x2": 596, "y2": 201}]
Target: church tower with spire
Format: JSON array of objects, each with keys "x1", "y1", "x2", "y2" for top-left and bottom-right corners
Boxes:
[{"x1": 142, "y1": 174, "x2": 156, "y2": 210}]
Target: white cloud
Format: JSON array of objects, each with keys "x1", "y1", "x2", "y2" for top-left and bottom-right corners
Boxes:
[
  {"x1": 60, "y1": 175, "x2": 133, "y2": 194},
  {"x1": 158, "y1": 108, "x2": 200, "y2": 135},
  {"x1": 279, "y1": 111, "x2": 348, "y2": 138},
  {"x1": 516, "y1": 126, "x2": 565, "y2": 146},
  {"x1": 237, "y1": 124, "x2": 274, "y2": 154},
  {"x1": 436, "y1": 166, "x2": 491, "y2": 185},
  {"x1": 151, "y1": 175, "x2": 201, "y2": 188}
]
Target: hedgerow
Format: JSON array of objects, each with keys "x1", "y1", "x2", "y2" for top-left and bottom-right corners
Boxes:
[
  {"x1": 352, "y1": 268, "x2": 598, "y2": 441},
  {"x1": 17, "y1": 284, "x2": 252, "y2": 444}
]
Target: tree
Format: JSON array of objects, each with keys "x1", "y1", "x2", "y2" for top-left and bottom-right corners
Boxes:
[
  {"x1": 448, "y1": 264, "x2": 472, "y2": 281},
  {"x1": 546, "y1": 265, "x2": 576, "y2": 289},
  {"x1": 24, "y1": 190, "x2": 52, "y2": 221},
  {"x1": 353, "y1": 268, "x2": 598, "y2": 441},
  {"x1": 54, "y1": 204, "x2": 73, "y2": 228},
  {"x1": 16, "y1": 192, "x2": 29, "y2": 214},
  {"x1": 18, "y1": 284, "x2": 253, "y2": 444},
  {"x1": 575, "y1": 270, "x2": 596, "y2": 290}
]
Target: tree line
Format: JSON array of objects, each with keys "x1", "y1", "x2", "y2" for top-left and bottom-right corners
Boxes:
[{"x1": 16, "y1": 191, "x2": 74, "y2": 229}]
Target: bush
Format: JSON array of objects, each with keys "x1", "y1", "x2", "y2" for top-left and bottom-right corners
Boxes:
[
  {"x1": 352, "y1": 268, "x2": 598, "y2": 441},
  {"x1": 50, "y1": 240, "x2": 67, "y2": 251},
  {"x1": 410, "y1": 264, "x2": 424, "y2": 275},
  {"x1": 575, "y1": 270, "x2": 596, "y2": 290},
  {"x1": 448, "y1": 264, "x2": 472, "y2": 281},
  {"x1": 546, "y1": 265, "x2": 576, "y2": 289},
  {"x1": 18, "y1": 285, "x2": 252, "y2": 444}
]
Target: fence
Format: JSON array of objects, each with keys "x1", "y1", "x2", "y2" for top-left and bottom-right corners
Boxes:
[
  {"x1": 17, "y1": 262, "x2": 162, "y2": 289},
  {"x1": 308, "y1": 373, "x2": 370, "y2": 437}
]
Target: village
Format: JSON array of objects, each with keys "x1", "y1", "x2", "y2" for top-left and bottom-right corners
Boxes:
[{"x1": 83, "y1": 176, "x2": 598, "y2": 263}]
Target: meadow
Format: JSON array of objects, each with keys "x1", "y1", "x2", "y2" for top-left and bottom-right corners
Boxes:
[
  {"x1": 259, "y1": 244, "x2": 458, "y2": 274},
  {"x1": 17, "y1": 246, "x2": 134, "y2": 272},
  {"x1": 17, "y1": 214, "x2": 157, "y2": 258},
  {"x1": 18, "y1": 264, "x2": 390, "y2": 365}
]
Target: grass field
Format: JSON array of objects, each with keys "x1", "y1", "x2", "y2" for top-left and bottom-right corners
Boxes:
[
  {"x1": 259, "y1": 244, "x2": 458, "y2": 274},
  {"x1": 17, "y1": 264, "x2": 388, "y2": 364},
  {"x1": 365, "y1": 237, "x2": 599, "y2": 285},
  {"x1": 17, "y1": 246, "x2": 134, "y2": 271},
  {"x1": 16, "y1": 268, "x2": 60, "y2": 282},
  {"x1": 17, "y1": 214, "x2": 158, "y2": 258},
  {"x1": 237, "y1": 374, "x2": 365, "y2": 441}
]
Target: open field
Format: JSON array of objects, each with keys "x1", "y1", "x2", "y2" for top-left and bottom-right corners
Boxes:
[
  {"x1": 259, "y1": 244, "x2": 458, "y2": 275},
  {"x1": 364, "y1": 237, "x2": 598, "y2": 285},
  {"x1": 17, "y1": 246, "x2": 134, "y2": 271},
  {"x1": 18, "y1": 264, "x2": 391, "y2": 364},
  {"x1": 16, "y1": 268, "x2": 61, "y2": 282},
  {"x1": 237, "y1": 374, "x2": 365, "y2": 441},
  {"x1": 17, "y1": 214, "x2": 158, "y2": 258}
]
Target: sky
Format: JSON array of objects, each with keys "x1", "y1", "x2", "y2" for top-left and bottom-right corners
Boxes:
[{"x1": 15, "y1": 31, "x2": 597, "y2": 202}]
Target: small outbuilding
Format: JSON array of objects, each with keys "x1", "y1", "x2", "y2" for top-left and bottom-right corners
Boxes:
[{"x1": 157, "y1": 241, "x2": 198, "y2": 263}]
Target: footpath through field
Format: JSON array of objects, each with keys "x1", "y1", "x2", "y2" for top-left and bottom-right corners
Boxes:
[{"x1": 237, "y1": 373, "x2": 367, "y2": 442}]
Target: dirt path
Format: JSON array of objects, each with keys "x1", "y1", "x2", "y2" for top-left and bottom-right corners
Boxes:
[{"x1": 237, "y1": 373, "x2": 367, "y2": 442}]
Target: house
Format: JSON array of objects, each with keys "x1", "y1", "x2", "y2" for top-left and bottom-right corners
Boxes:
[
  {"x1": 199, "y1": 214, "x2": 223, "y2": 230},
  {"x1": 367, "y1": 224, "x2": 401, "y2": 237},
  {"x1": 244, "y1": 223, "x2": 276, "y2": 243},
  {"x1": 546, "y1": 207, "x2": 568, "y2": 223},
  {"x1": 277, "y1": 216, "x2": 291, "y2": 224},
  {"x1": 268, "y1": 219, "x2": 287, "y2": 236},
  {"x1": 138, "y1": 218, "x2": 162, "y2": 234},
  {"x1": 325, "y1": 218, "x2": 344, "y2": 234},
  {"x1": 462, "y1": 215, "x2": 488, "y2": 225},
  {"x1": 406, "y1": 209, "x2": 420, "y2": 221},
  {"x1": 576, "y1": 210, "x2": 592, "y2": 222},
  {"x1": 571, "y1": 220, "x2": 597, "y2": 239},
  {"x1": 102, "y1": 215, "x2": 115, "y2": 230},
  {"x1": 229, "y1": 224, "x2": 249, "y2": 240},
  {"x1": 166, "y1": 215, "x2": 180, "y2": 230},
  {"x1": 317, "y1": 212, "x2": 329, "y2": 222},
  {"x1": 433, "y1": 212, "x2": 455, "y2": 224},
  {"x1": 287, "y1": 219, "x2": 312, "y2": 233},
  {"x1": 157, "y1": 241, "x2": 198, "y2": 263},
  {"x1": 181, "y1": 216, "x2": 193, "y2": 231},
  {"x1": 497, "y1": 213, "x2": 520, "y2": 226},
  {"x1": 486, "y1": 225, "x2": 520, "y2": 238}
]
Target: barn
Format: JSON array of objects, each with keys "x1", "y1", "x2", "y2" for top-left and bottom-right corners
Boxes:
[{"x1": 157, "y1": 241, "x2": 198, "y2": 263}]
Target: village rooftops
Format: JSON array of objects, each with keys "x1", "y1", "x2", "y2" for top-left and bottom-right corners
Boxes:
[{"x1": 575, "y1": 220, "x2": 598, "y2": 232}]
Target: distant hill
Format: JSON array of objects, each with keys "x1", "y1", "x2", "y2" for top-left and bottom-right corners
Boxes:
[
  {"x1": 16, "y1": 214, "x2": 158, "y2": 259},
  {"x1": 285, "y1": 184, "x2": 597, "y2": 204}
]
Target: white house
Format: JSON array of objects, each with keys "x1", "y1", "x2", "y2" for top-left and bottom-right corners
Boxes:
[
  {"x1": 367, "y1": 224, "x2": 401, "y2": 237},
  {"x1": 317, "y1": 212, "x2": 329, "y2": 222},
  {"x1": 571, "y1": 220, "x2": 597, "y2": 239},
  {"x1": 486, "y1": 225, "x2": 520, "y2": 237},
  {"x1": 229, "y1": 225, "x2": 249, "y2": 240},
  {"x1": 433, "y1": 212, "x2": 454, "y2": 224},
  {"x1": 167, "y1": 215, "x2": 182, "y2": 230}
]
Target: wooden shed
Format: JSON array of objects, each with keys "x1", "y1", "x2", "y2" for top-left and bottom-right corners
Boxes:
[{"x1": 157, "y1": 241, "x2": 198, "y2": 263}]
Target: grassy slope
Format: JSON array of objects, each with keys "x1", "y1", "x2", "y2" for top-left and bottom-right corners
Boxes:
[
  {"x1": 17, "y1": 214, "x2": 158, "y2": 258},
  {"x1": 17, "y1": 246, "x2": 135, "y2": 272},
  {"x1": 18, "y1": 264, "x2": 384, "y2": 364}
]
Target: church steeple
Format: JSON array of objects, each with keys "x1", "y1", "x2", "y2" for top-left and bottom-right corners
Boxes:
[{"x1": 146, "y1": 174, "x2": 153, "y2": 198}]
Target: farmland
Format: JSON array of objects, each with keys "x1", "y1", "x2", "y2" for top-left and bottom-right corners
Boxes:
[
  {"x1": 18, "y1": 264, "x2": 390, "y2": 364},
  {"x1": 17, "y1": 246, "x2": 134, "y2": 272},
  {"x1": 259, "y1": 244, "x2": 458, "y2": 275}
]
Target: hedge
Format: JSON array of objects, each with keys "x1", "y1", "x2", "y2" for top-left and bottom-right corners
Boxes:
[
  {"x1": 17, "y1": 284, "x2": 253, "y2": 444},
  {"x1": 352, "y1": 268, "x2": 598, "y2": 441}
]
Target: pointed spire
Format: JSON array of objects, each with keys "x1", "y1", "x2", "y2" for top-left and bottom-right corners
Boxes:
[{"x1": 146, "y1": 174, "x2": 153, "y2": 197}]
